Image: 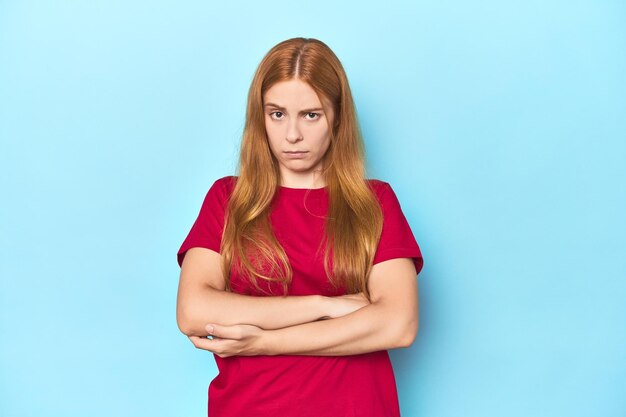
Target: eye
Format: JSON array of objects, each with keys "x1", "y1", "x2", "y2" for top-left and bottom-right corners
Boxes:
[
  {"x1": 269, "y1": 111, "x2": 284, "y2": 120},
  {"x1": 305, "y1": 112, "x2": 321, "y2": 120}
]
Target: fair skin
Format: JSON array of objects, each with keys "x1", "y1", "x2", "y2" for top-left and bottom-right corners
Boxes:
[
  {"x1": 177, "y1": 78, "x2": 420, "y2": 356},
  {"x1": 264, "y1": 78, "x2": 334, "y2": 189}
]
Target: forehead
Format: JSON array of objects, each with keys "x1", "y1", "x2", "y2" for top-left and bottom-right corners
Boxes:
[{"x1": 263, "y1": 79, "x2": 324, "y2": 108}]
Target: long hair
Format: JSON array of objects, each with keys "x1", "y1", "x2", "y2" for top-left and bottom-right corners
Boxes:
[{"x1": 220, "y1": 37, "x2": 383, "y2": 302}]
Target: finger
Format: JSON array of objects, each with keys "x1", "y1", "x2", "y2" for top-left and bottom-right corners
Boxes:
[
  {"x1": 189, "y1": 336, "x2": 237, "y2": 358},
  {"x1": 206, "y1": 323, "x2": 242, "y2": 340},
  {"x1": 189, "y1": 335, "x2": 222, "y2": 353}
]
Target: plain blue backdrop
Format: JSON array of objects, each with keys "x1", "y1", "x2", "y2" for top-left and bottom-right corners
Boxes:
[{"x1": 1, "y1": 1, "x2": 624, "y2": 416}]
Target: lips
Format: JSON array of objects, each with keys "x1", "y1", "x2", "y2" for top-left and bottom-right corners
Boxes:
[{"x1": 284, "y1": 151, "x2": 308, "y2": 159}]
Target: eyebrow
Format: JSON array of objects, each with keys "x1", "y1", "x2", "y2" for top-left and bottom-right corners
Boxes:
[{"x1": 264, "y1": 102, "x2": 325, "y2": 114}]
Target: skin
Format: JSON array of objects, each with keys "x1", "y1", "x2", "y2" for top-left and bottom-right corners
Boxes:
[
  {"x1": 263, "y1": 78, "x2": 334, "y2": 189},
  {"x1": 185, "y1": 78, "x2": 419, "y2": 356},
  {"x1": 188, "y1": 258, "x2": 419, "y2": 356}
]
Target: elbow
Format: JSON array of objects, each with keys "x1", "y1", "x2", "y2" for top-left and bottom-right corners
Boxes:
[
  {"x1": 397, "y1": 317, "x2": 419, "y2": 348},
  {"x1": 373, "y1": 300, "x2": 419, "y2": 349},
  {"x1": 176, "y1": 305, "x2": 206, "y2": 337},
  {"x1": 176, "y1": 308, "x2": 193, "y2": 336},
  {"x1": 176, "y1": 286, "x2": 222, "y2": 337}
]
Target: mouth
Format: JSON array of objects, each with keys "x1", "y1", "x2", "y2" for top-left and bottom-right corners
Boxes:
[{"x1": 283, "y1": 151, "x2": 308, "y2": 159}]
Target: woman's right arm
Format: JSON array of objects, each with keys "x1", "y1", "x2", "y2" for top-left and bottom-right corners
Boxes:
[{"x1": 176, "y1": 247, "x2": 368, "y2": 337}]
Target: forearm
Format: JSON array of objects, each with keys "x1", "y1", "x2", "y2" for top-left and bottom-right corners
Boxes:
[
  {"x1": 177, "y1": 287, "x2": 328, "y2": 336},
  {"x1": 261, "y1": 300, "x2": 416, "y2": 356}
]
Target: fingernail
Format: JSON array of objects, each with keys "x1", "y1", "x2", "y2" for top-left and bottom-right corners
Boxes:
[{"x1": 206, "y1": 325, "x2": 214, "y2": 334}]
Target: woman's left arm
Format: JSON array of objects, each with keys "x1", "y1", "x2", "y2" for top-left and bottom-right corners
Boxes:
[{"x1": 189, "y1": 257, "x2": 419, "y2": 356}]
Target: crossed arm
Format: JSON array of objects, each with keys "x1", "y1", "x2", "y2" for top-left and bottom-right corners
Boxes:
[{"x1": 176, "y1": 248, "x2": 420, "y2": 357}]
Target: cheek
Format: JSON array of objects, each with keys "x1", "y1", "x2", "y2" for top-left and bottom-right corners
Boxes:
[
  {"x1": 264, "y1": 121, "x2": 280, "y2": 146},
  {"x1": 266, "y1": 135, "x2": 280, "y2": 154},
  {"x1": 265, "y1": 129, "x2": 280, "y2": 155},
  {"x1": 314, "y1": 126, "x2": 331, "y2": 147}
]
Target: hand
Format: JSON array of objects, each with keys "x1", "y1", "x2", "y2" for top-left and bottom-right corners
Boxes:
[
  {"x1": 321, "y1": 292, "x2": 371, "y2": 320},
  {"x1": 188, "y1": 323, "x2": 266, "y2": 358}
]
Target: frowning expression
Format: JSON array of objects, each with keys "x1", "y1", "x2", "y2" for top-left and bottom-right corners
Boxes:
[{"x1": 263, "y1": 78, "x2": 335, "y2": 187}]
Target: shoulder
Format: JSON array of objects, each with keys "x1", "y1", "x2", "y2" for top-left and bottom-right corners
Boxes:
[
  {"x1": 366, "y1": 178, "x2": 392, "y2": 199},
  {"x1": 366, "y1": 178, "x2": 408, "y2": 211},
  {"x1": 212, "y1": 175, "x2": 238, "y2": 192},
  {"x1": 203, "y1": 175, "x2": 237, "y2": 204}
]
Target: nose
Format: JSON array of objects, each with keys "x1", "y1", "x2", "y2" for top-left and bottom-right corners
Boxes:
[{"x1": 286, "y1": 119, "x2": 303, "y2": 143}]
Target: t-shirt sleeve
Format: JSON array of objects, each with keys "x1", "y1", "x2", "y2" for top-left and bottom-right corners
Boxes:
[
  {"x1": 372, "y1": 182, "x2": 424, "y2": 275},
  {"x1": 176, "y1": 177, "x2": 230, "y2": 268}
]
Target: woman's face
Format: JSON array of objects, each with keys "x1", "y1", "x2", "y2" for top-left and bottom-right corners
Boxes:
[{"x1": 263, "y1": 78, "x2": 335, "y2": 188}]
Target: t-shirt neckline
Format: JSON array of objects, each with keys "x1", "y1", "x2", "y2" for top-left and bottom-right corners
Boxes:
[{"x1": 277, "y1": 185, "x2": 328, "y2": 197}]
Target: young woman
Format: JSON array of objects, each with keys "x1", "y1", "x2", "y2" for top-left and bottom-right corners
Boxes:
[{"x1": 176, "y1": 37, "x2": 424, "y2": 417}]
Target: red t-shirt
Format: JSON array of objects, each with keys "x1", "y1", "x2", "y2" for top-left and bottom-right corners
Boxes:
[{"x1": 177, "y1": 175, "x2": 424, "y2": 417}]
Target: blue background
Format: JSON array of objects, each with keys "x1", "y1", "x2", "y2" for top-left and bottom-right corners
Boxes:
[{"x1": 1, "y1": 1, "x2": 624, "y2": 416}]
